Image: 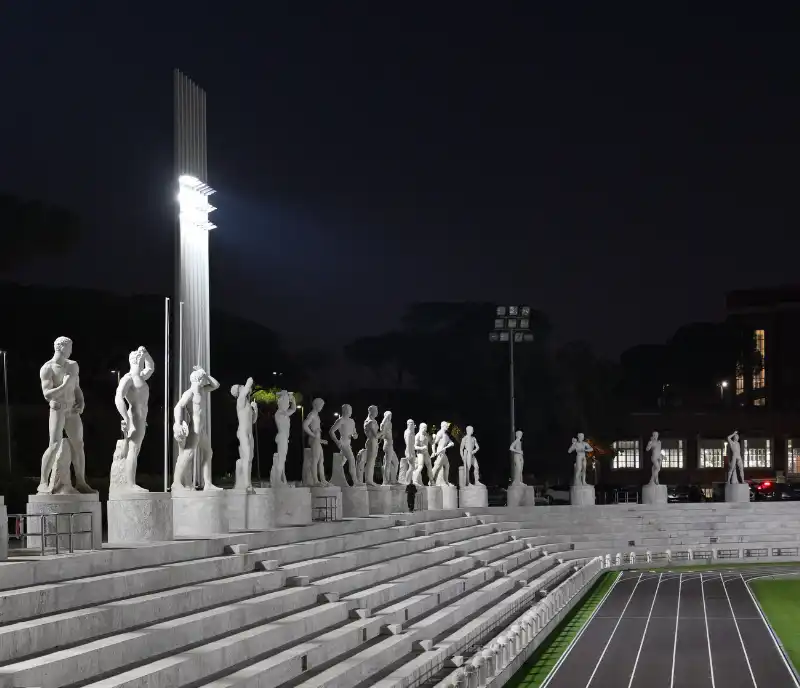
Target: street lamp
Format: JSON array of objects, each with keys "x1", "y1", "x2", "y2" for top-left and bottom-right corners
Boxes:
[
  {"x1": 489, "y1": 306, "x2": 534, "y2": 463},
  {"x1": 719, "y1": 380, "x2": 729, "y2": 401},
  {"x1": 111, "y1": 369, "x2": 121, "y2": 386},
  {"x1": 0, "y1": 350, "x2": 11, "y2": 474}
]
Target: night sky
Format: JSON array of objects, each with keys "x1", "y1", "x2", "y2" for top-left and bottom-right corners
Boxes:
[{"x1": 1, "y1": 5, "x2": 797, "y2": 357}]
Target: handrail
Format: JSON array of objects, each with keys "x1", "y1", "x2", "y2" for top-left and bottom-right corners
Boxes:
[{"x1": 8, "y1": 511, "x2": 95, "y2": 555}]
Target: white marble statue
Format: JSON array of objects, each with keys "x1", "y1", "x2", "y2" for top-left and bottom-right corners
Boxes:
[
  {"x1": 398, "y1": 419, "x2": 415, "y2": 484},
  {"x1": 110, "y1": 346, "x2": 154, "y2": 493},
  {"x1": 460, "y1": 425, "x2": 482, "y2": 486},
  {"x1": 645, "y1": 431, "x2": 662, "y2": 486},
  {"x1": 356, "y1": 405, "x2": 380, "y2": 486},
  {"x1": 727, "y1": 430, "x2": 744, "y2": 484},
  {"x1": 431, "y1": 421, "x2": 454, "y2": 486},
  {"x1": 38, "y1": 337, "x2": 95, "y2": 495},
  {"x1": 379, "y1": 411, "x2": 399, "y2": 485},
  {"x1": 270, "y1": 390, "x2": 297, "y2": 486},
  {"x1": 302, "y1": 397, "x2": 329, "y2": 486},
  {"x1": 568, "y1": 432, "x2": 593, "y2": 486},
  {"x1": 509, "y1": 430, "x2": 525, "y2": 486},
  {"x1": 173, "y1": 366, "x2": 221, "y2": 491},
  {"x1": 412, "y1": 422, "x2": 433, "y2": 486},
  {"x1": 329, "y1": 404, "x2": 361, "y2": 486},
  {"x1": 231, "y1": 377, "x2": 258, "y2": 491}
]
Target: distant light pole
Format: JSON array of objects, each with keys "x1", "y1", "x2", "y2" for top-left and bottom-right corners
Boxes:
[
  {"x1": 489, "y1": 306, "x2": 534, "y2": 473},
  {"x1": 0, "y1": 350, "x2": 11, "y2": 474},
  {"x1": 111, "y1": 369, "x2": 121, "y2": 386},
  {"x1": 719, "y1": 380, "x2": 729, "y2": 401}
]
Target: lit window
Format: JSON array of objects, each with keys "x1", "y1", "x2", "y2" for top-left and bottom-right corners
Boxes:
[
  {"x1": 660, "y1": 439, "x2": 684, "y2": 469},
  {"x1": 612, "y1": 440, "x2": 640, "y2": 469},
  {"x1": 753, "y1": 329, "x2": 766, "y2": 390},
  {"x1": 788, "y1": 440, "x2": 800, "y2": 474},
  {"x1": 754, "y1": 398, "x2": 766, "y2": 407},
  {"x1": 699, "y1": 440, "x2": 727, "y2": 468},
  {"x1": 743, "y1": 439, "x2": 771, "y2": 468},
  {"x1": 735, "y1": 372, "x2": 744, "y2": 395}
]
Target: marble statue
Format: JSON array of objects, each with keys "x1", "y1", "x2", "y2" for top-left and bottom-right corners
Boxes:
[
  {"x1": 270, "y1": 390, "x2": 297, "y2": 486},
  {"x1": 645, "y1": 431, "x2": 662, "y2": 486},
  {"x1": 431, "y1": 421, "x2": 454, "y2": 486},
  {"x1": 398, "y1": 419, "x2": 415, "y2": 484},
  {"x1": 173, "y1": 366, "x2": 221, "y2": 491},
  {"x1": 302, "y1": 397, "x2": 328, "y2": 486},
  {"x1": 727, "y1": 430, "x2": 744, "y2": 484},
  {"x1": 329, "y1": 404, "x2": 360, "y2": 486},
  {"x1": 231, "y1": 377, "x2": 258, "y2": 491},
  {"x1": 379, "y1": 411, "x2": 399, "y2": 485},
  {"x1": 568, "y1": 433, "x2": 593, "y2": 486},
  {"x1": 110, "y1": 346, "x2": 154, "y2": 493},
  {"x1": 38, "y1": 337, "x2": 95, "y2": 495},
  {"x1": 412, "y1": 422, "x2": 433, "y2": 486},
  {"x1": 356, "y1": 405, "x2": 380, "y2": 486},
  {"x1": 509, "y1": 430, "x2": 525, "y2": 486},
  {"x1": 460, "y1": 425, "x2": 482, "y2": 486}
]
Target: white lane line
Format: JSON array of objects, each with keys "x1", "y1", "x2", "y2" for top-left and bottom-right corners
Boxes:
[
  {"x1": 626, "y1": 572, "x2": 662, "y2": 688},
  {"x1": 720, "y1": 573, "x2": 758, "y2": 687},
  {"x1": 701, "y1": 573, "x2": 716, "y2": 688},
  {"x1": 669, "y1": 572, "x2": 682, "y2": 688},
  {"x1": 584, "y1": 572, "x2": 643, "y2": 688},
  {"x1": 741, "y1": 573, "x2": 800, "y2": 687},
  {"x1": 539, "y1": 570, "x2": 623, "y2": 688}
]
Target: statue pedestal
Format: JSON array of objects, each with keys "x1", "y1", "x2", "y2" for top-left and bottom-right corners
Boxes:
[
  {"x1": 417, "y1": 485, "x2": 443, "y2": 511},
  {"x1": 26, "y1": 493, "x2": 102, "y2": 550},
  {"x1": 0, "y1": 497, "x2": 7, "y2": 560},
  {"x1": 310, "y1": 486, "x2": 343, "y2": 521},
  {"x1": 269, "y1": 486, "x2": 312, "y2": 526},
  {"x1": 725, "y1": 483, "x2": 751, "y2": 503},
  {"x1": 642, "y1": 483, "x2": 668, "y2": 505},
  {"x1": 506, "y1": 484, "x2": 527, "y2": 507},
  {"x1": 173, "y1": 490, "x2": 228, "y2": 537},
  {"x1": 108, "y1": 492, "x2": 173, "y2": 543},
  {"x1": 340, "y1": 485, "x2": 370, "y2": 518},
  {"x1": 441, "y1": 484, "x2": 458, "y2": 509},
  {"x1": 389, "y1": 484, "x2": 409, "y2": 513},
  {"x1": 570, "y1": 485, "x2": 596, "y2": 506},
  {"x1": 367, "y1": 485, "x2": 393, "y2": 515},
  {"x1": 458, "y1": 466, "x2": 467, "y2": 488},
  {"x1": 226, "y1": 489, "x2": 274, "y2": 531},
  {"x1": 460, "y1": 485, "x2": 488, "y2": 508}
]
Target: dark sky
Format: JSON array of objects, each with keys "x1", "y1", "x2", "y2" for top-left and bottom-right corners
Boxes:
[{"x1": 1, "y1": 4, "x2": 798, "y2": 357}]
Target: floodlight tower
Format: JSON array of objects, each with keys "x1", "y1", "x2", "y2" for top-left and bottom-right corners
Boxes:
[
  {"x1": 173, "y1": 69, "x2": 216, "y2": 487},
  {"x1": 489, "y1": 306, "x2": 534, "y2": 474}
]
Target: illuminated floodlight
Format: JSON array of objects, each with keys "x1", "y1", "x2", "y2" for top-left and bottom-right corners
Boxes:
[
  {"x1": 496, "y1": 306, "x2": 507, "y2": 317},
  {"x1": 499, "y1": 331, "x2": 510, "y2": 342},
  {"x1": 508, "y1": 306, "x2": 519, "y2": 316},
  {"x1": 494, "y1": 318, "x2": 505, "y2": 329},
  {"x1": 178, "y1": 175, "x2": 217, "y2": 231},
  {"x1": 520, "y1": 318, "x2": 530, "y2": 329},
  {"x1": 520, "y1": 306, "x2": 531, "y2": 318},
  {"x1": 489, "y1": 332, "x2": 500, "y2": 342},
  {"x1": 507, "y1": 318, "x2": 518, "y2": 329},
  {"x1": 514, "y1": 332, "x2": 524, "y2": 343}
]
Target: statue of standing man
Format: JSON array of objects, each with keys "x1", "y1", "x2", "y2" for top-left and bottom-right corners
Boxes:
[
  {"x1": 568, "y1": 433, "x2": 593, "y2": 486},
  {"x1": 111, "y1": 346, "x2": 155, "y2": 493},
  {"x1": 231, "y1": 377, "x2": 258, "y2": 492},
  {"x1": 271, "y1": 390, "x2": 297, "y2": 486},
  {"x1": 645, "y1": 431, "x2": 662, "y2": 486},
  {"x1": 38, "y1": 336, "x2": 95, "y2": 494},
  {"x1": 302, "y1": 397, "x2": 329, "y2": 486},
  {"x1": 460, "y1": 425, "x2": 482, "y2": 486},
  {"x1": 727, "y1": 430, "x2": 744, "y2": 484}
]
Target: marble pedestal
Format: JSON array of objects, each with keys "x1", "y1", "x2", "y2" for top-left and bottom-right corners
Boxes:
[
  {"x1": 172, "y1": 490, "x2": 228, "y2": 537},
  {"x1": 270, "y1": 486, "x2": 312, "y2": 526},
  {"x1": 506, "y1": 484, "x2": 527, "y2": 507},
  {"x1": 367, "y1": 485, "x2": 393, "y2": 515},
  {"x1": 570, "y1": 485, "x2": 596, "y2": 506},
  {"x1": 26, "y1": 493, "x2": 102, "y2": 550},
  {"x1": 642, "y1": 483, "x2": 668, "y2": 505},
  {"x1": 226, "y1": 489, "x2": 274, "y2": 531},
  {"x1": 0, "y1": 497, "x2": 7, "y2": 560},
  {"x1": 417, "y1": 485, "x2": 443, "y2": 511},
  {"x1": 460, "y1": 484, "x2": 488, "y2": 508},
  {"x1": 310, "y1": 485, "x2": 343, "y2": 521},
  {"x1": 340, "y1": 485, "x2": 370, "y2": 518},
  {"x1": 441, "y1": 484, "x2": 458, "y2": 509},
  {"x1": 725, "y1": 483, "x2": 751, "y2": 503},
  {"x1": 390, "y1": 484, "x2": 409, "y2": 513},
  {"x1": 108, "y1": 492, "x2": 173, "y2": 543}
]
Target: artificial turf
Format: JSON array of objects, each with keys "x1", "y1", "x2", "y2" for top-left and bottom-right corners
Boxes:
[
  {"x1": 750, "y1": 578, "x2": 800, "y2": 672},
  {"x1": 505, "y1": 571, "x2": 618, "y2": 688}
]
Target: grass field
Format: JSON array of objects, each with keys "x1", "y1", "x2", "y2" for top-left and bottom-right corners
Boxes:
[
  {"x1": 505, "y1": 571, "x2": 618, "y2": 688},
  {"x1": 750, "y1": 578, "x2": 800, "y2": 672}
]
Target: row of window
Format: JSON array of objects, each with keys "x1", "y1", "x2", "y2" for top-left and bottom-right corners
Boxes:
[
  {"x1": 611, "y1": 438, "x2": 785, "y2": 470},
  {"x1": 735, "y1": 328, "x2": 766, "y2": 394}
]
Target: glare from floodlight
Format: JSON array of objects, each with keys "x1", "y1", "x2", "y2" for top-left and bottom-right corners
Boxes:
[
  {"x1": 507, "y1": 318, "x2": 518, "y2": 329},
  {"x1": 720, "y1": 380, "x2": 729, "y2": 388},
  {"x1": 508, "y1": 306, "x2": 519, "y2": 316},
  {"x1": 521, "y1": 306, "x2": 531, "y2": 318},
  {"x1": 178, "y1": 175, "x2": 217, "y2": 231},
  {"x1": 496, "y1": 306, "x2": 507, "y2": 317},
  {"x1": 514, "y1": 332, "x2": 524, "y2": 343},
  {"x1": 520, "y1": 318, "x2": 530, "y2": 329},
  {"x1": 489, "y1": 332, "x2": 500, "y2": 342},
  {"x1": 494, "y1": 318, "x2": 505, "y2": 329},
  {"x1": 499, "y1": 331, "x2": 510, "y2": 342}
]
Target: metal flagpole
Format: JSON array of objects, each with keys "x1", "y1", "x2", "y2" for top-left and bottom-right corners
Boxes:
[
  {"x1": 2, "y1": 351, "x2": 11, "y2": 474},
  {"x1": 163, "y1": 297, "x2": 170, "y2": 492}
]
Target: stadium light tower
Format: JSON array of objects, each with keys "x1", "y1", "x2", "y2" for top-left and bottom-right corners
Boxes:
[
  {"x1": 173, "y1": 69, "x2": 216, "y2": 487},
  {"x1": 489, "y1": 306, "x2": 534, "y2": 465}
]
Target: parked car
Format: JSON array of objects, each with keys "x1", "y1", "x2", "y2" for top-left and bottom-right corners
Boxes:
[
  {"x1": 543, "y1": 485, "x2": 570, "y2": 505},
  {"x1": 669, "y1": 484, "x2": 706, "y2": 503},
  {"x1": 752, "y1": 481, "x2": 800, "y2": 501}
]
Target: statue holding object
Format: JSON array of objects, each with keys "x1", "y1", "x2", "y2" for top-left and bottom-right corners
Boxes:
[
  {"x1": 645, "y1": 431, "x2": 662, "y2": 486},
  {"x1": 231, "y1": 377, "x2": 258, "y2": 491},
  {"x1": 431, "y1": 421, "x2": 454, "y2": 486},
  {"x1": 270, "y1": 390, "x2": 297, "y2": 486},
  {"x1": 356, "y1": 405, "x2": 380, "y2": 486},
  {"x1": 727, "y1": 430, "x2": 744, "y2": 484},
  {"x1": 379, "y1": 410, "x2": 398, "y2": 485},
  {"x1": 398, "y1": 419, "x2": 415, "y2": 484},
  {"x1": 568, "y1": 433, "x2": 593, "y2": 486},
  {"x1": 412, "y1": 422, "x2": 433, "y2": 486},
  {"x1": 329, "y1": 404, "x2": 360, "y2": 486},
  {"x1": 460, "y1": 425, "x2": 482, "y2": 486},
  {"x1": 509, "y1": 430, "x2": 525, "y2": 486},
  {"x1": 302, "y1": 397, "x2": 329, "y2": 486}
]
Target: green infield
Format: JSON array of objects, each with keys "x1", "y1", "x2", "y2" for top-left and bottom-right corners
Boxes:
[
  {"x1": 505, "y1": 571, "x2": 618, "y2": 688},
  {"x1": 750, "y1": 578, "x2": 800, "y2": 672}
]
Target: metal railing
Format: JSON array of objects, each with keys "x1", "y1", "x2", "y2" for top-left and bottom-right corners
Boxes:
[
  {"x1": 312, "y1": 495, "x2": 339, "y2": 522},
  {"x1": 8, "y1": 512, "x2": 95, "y2": 555}
]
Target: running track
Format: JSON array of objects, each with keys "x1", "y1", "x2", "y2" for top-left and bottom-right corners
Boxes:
[{"x1": 543, "y1": 568, "x2": 800, "y2": 688}]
